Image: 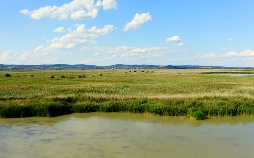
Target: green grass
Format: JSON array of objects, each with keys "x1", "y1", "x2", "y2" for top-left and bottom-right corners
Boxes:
[{"x1": 1, "y1": 69, "x2": 254, "y2": 120}]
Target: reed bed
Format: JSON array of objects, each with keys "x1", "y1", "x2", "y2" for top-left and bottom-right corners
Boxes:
[{"x1": 1, "y1": 69, "x2": 254, "y2": 120}]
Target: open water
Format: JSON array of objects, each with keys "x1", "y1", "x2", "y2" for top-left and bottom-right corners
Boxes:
[{"x1": 0, "y1": 113, "x2": 254, "y2": 158}]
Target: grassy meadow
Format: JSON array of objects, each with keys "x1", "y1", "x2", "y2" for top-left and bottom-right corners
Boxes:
[{"x1": 1, "y1": 69, "x2": 254, "y2": 120}]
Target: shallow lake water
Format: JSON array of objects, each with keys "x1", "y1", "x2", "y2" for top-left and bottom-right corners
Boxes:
[{"x1": 0, "y1": 113, "x2": 254, "y2": 158}]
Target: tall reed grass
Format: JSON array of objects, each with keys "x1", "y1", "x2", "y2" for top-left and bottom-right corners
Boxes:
[
  {"x1": 1, "y1": 69, "x2": 254, "y2": 120},
  {"x1": 0, "y1": 95, "x2": 253, "y2": 120}
]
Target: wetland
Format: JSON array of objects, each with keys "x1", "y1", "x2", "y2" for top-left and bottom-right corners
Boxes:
[
  {"x1": 1, "y1": 69, "x2": 254, "y2": 157},
  {"x1": 1, "y1": 69, "x2": 254, "y2": 120}
]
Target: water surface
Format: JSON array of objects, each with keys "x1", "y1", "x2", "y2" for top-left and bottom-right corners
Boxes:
[{"x1": 0, "y1": 113, "x2": 254, "y2": 158}]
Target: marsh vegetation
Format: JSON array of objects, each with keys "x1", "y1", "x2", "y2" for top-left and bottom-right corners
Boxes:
[{"x1": 1, "y1": 69, "x2": 254, "y2": 120}]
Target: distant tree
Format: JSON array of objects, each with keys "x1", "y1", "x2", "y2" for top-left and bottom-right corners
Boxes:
[
  {"x1": 5, "y1": 74, "x2": 11, "y2": 77},
  {"x1": 61, "y1": 75, "x2": 65, "y2": 78}
]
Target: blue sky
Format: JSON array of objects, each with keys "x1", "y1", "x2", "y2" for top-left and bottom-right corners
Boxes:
[{"x1": 1, "y1": 0, "x2": 254, "y2": 66}]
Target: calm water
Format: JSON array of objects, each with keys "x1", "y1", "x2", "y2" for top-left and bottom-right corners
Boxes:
[{"x1": 0, "y1": 113, "x2": 254, "y2": 158}]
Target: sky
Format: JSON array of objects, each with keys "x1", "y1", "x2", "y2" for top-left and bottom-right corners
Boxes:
[{"x1": 1, "y1": 0, "x2": 254, "y2": 67}]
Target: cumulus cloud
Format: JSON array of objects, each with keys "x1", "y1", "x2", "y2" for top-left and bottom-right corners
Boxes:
[
  {"x1": 4, "y1": 24, "x2": 117, "y2": 64},
  {"x1": 70, "y1": 8, "x2": 98, "y2": 19},
  {"x1": 48, "y1": 24, "x2": 116, "y2": 51},
  {"x1": 20, "y1": 0, "x2": 118, "y2": 20},
  {"x1": 227, "y1": 38, "x2": 233, "y2": 42},
  {"x1": 0, "y1": 50, "x2": 35, "y2": 64},
  {"x1": 166, "y1": 36, "x2": 183, "y2": 46},
  {"x1": 102, "y1": 0, "x2": 118, "y2": 10},
  {"x1": 166, "y1": 36, "x2": 181, "y2": 42},
  {"x1": 0, "y1": 50, "x2": 18, "y2": 63},
  {"x1": 123, "y1": 12, "x2": 152, "y2": 31},
  {"x1": 53, "y1": 27, "x2": 65, "y2": 33}
]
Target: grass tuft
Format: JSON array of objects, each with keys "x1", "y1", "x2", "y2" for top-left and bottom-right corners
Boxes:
[{"x1": 5, "y1": 74, "x2": 11, "y2": 77}]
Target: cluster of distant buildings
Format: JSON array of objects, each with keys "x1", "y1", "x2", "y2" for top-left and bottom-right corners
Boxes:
[{"x1": 0, "y1": 64, "x2": 252, "y2": 71}]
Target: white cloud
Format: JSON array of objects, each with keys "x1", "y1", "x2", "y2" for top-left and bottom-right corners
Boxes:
[
  {"x1": 107, "y1": 46, "x2": 177, "y2": 61},
  {"x1": 238, "y1": 50, "x2": 254, "y2": 56},
  {"x1": 177, "y1": 42, "x2": 183, "y2": 46},
  {"x1": 19, "y1": 53, "x2": 30, "y2": 61},
  {"x1": 65, "y1": 43, "x2": 76, "y2": 49},
  {"x1": 130, "y1": 47, "x2": 162, "y2": 53},
  {"x1": 194, "y1": 53, "x2": 216, "y2": 58},
  {"x1": 102, "y1": 0, "x2": 118, "y2": 10},
  {"x1": 34, "y1": 45, "x2": 44, "y2": 52},
  {"x1": 166, "y1": 36, "x2": 181, "y2": 42},
  {"x1": 223, "y1": 51, "x2": 238, "y2": 57},
  {"x1": 53, "y1": 27, "x2": 65, "y2": 33},
  {"x1": 20, "y1": 0, "x2": 118, "y2": 20},
  {"x1": 123, "y1": 12, "x2": 152, "y2": 31},
  {"x1": 47, "y1": 24, "x2": 116, "y2": 51},
  {"x1": 20, "y1": 9, "x2": 29, "y2": 14},
  {"x1": 70, "y1": 8, "x2": 98, "y2": 19},
  {"x1": 0, "y1": 50, "x2": 18, "y2": 63},
  {"x1": 227, "y1": 38, "x2": 233, "y2": 42},
  {"x1": 109, "y1": 46, "x2": 164, "y2": 55},
  {"x1": 166, "y1": 36, "x2": 183, "y2": 46},
  {"x1": 0, "y1": 45, "x2": 187, "y2": 65},
  {"x1": 114, "y1": 46, "x2": 129, "y2": 52},
  {"x1": 0, "y1": 50, "x2": 34, "y2": 64},
  {"x1": 222, "y1": 50, "x2": 254, "y2": 57},
  {"x1": 7, "y1": 24, "x2": 117, "y2": 63}
]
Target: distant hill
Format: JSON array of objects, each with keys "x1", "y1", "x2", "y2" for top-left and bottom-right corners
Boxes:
[{"x1": 0, "y1": 64, "x2": 252, "y2": 70}]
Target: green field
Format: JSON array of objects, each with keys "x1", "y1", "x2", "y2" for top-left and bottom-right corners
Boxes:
[{"x1": 1, "y1": 69, "x2": 254, "y2": 120}]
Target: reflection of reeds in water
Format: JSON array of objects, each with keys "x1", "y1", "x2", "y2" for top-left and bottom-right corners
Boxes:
[{"x1": 1, "y1": 69, "x2": 254, "y2": 120}]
